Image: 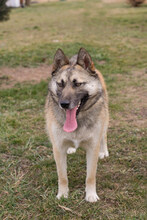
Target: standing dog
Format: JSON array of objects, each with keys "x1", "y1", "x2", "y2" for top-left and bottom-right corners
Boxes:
[{"x1": 45, "y1": 48, "x2": 109, "y2": 202}]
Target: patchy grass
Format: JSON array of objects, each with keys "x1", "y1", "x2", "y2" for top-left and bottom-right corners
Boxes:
[
  {"x1": 0, "y1": 1, "x2": 146, "y2": 69},
  {"x1": 0, "y1": 0, "x2": 146, "y2": 219}
]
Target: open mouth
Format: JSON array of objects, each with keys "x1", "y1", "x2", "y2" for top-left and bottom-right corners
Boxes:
[
  {"x1": 76, "y1": 93, "x2": 89, "y2": 115},
  {"x1": 63, "y1": 94, "x2": 89, "y2": 133}
]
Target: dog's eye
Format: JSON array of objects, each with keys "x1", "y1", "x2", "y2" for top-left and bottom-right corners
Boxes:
[
  {"x1": 73, "y1": 79, "x2": 83, "y2": 87},
  {"x1": 57, "y1": 80, "x2": 65, "y2": 88},
  {"x1": 75, "y1": 82, "x2": 82, "y2": 87}
]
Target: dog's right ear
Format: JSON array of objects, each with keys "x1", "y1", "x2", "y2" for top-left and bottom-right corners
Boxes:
[{"x1": 52, "y1": 49, "x2": 69, "y2": 76}]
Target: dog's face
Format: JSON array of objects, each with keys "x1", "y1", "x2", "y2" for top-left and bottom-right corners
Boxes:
[{"x1": 49, "y1": 48, "x2": 102, "y2": 132}]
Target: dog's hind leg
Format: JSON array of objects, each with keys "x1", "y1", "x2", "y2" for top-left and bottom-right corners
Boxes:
[
  {"x1": 99, "y1": 132, "x2": 109, "y2": 159},
  {"x1": 67, "y1": 140, "x2": 79, "y2": 154},
  {"x1": 67, "y1": 147, "x2": 76, "y2": 154}
]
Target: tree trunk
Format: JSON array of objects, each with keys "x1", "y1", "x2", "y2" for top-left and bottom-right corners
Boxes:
[{"x1": 25, "y1": 0, "x2": 31, "y2": 6}]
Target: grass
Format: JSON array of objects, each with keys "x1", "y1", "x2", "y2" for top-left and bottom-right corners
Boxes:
[
  {"x1": 0, "y1": 0, "x2": 146, "y2": 219},
  {"x1": 0, "y1": 1, "x2": 146, "y2": 69}
]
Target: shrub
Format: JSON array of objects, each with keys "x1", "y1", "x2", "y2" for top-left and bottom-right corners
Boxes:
[
  {"x1": 0, "y1": 0, "x2": 11, "y2": 21},
  {"x1": 128, "y1": 0, "x2": 145, "y2": 7}
]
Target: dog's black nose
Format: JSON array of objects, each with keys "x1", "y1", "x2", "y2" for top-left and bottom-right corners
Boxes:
[{"x1": 60, "y1": 100, "x2": 70, "y2": 109}]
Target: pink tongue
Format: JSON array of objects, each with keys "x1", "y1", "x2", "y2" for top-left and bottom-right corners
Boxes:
[{"x1": 63, "y1": 106, "x2": 78, "y2": 132}]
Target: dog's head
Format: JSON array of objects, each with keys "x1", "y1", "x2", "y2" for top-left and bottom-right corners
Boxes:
[{"x1": 49, "y1": 48, "x2": 103, "y2": 132}]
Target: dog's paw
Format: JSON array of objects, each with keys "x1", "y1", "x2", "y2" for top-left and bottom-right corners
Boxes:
[
  {"x1": 67, "y1": 147, "x2": 76, "y2": 154},
  {"x1": 56, "y1": 192, "x2": 68, "y2": 199},
  {"x1": 99, "y1": 150, "x2": 109, "y2": 159},
  {"x1": 85, "y1": 192, "x2": 100, "y2": 203}
]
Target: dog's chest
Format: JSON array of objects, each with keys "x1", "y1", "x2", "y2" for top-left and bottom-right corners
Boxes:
[
  {"x1": 51, "y1": 119, "x2": 99, "y2": 149},
  {"x1": 62, "y1": 126, "x2": 94, "y2": 148}
]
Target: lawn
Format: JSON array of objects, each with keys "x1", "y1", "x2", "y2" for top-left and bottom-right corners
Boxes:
[{"x1": 0, "y1": 0, "x2": 146, "y2": 219}]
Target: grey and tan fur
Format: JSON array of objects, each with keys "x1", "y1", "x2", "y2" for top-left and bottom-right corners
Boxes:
[{"x1": 45, "y1": 48, "x2": 109, "y2": 202}]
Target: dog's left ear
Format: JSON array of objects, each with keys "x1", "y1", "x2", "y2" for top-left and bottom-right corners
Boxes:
[
  {"x1": 52, "y1": 49, "x2": 69, "y2": 76},
  {"x1": 77, "y1": 48, "x2": 96, "y2": 76}
]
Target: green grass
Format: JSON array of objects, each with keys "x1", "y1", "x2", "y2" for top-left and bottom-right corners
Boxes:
[
  {"x1": 0, "y1": 0, "x2": 146, "y2": 219},
  {"x1": 0, "y1": 0, "x2": 146, "y2": 69}
]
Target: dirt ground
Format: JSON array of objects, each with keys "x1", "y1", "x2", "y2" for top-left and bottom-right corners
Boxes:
[
  {"x1": 103, "y1": 0, "x2": 124, "y2": 2},
  {"x1": 35, "y1": 0, "x2": 86, "y2": 3},
  {"x1": 0, "y1": 65, "x2": 52, "y2": 89},
  {"x1": 34, "y1": 0, "x2": 124, "y2": 3},
  {"x1": 35, "y1": 0, "x2": 147, "y2": 3}
]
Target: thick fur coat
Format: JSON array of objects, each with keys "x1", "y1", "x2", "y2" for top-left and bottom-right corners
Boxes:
[{"x1": 45, "y1": 48, "x2": 109, "y2": 202}]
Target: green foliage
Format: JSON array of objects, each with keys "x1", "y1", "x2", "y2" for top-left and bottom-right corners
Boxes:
[{"x1": 0, "y1": 0, "x2": 11, "y2": 21}]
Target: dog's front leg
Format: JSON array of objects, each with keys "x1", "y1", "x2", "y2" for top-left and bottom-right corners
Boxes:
[
  {"x1": 53, "y1": 146, "x2": 69, "y2": 199},
  {"x1": 85, "y1": 143, "x2": 100, "y2": 203}
]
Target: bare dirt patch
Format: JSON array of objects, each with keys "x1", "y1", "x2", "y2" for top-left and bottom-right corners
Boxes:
[
  {"x1": 103, "y1": 0, "x2": 124, "y2": 2},
  {"x1": 0, "y1": 65, "x2": 52, "y2": 89},
  {"x1": 34, "y1": 0, "x2": 85, "y2": 3},
  {"x1": 103, "y1": 0, "x2": 147, "y2": 3}
]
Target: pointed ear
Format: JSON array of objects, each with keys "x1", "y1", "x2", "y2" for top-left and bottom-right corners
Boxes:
[
  {"x1": 77, "y1": 48, "x2": 96, "y2": 75},
  {"x1": 52, "y1": 49, "x2": 69, "y2": 76}
]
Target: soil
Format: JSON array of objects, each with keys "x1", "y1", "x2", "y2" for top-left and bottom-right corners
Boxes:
[
  {"x1": 33, "y1": 0, "x2": 147, "y2": 4},
  {"x1": 103, "y1": 0, "x2": 147, "y2": 3},
  {"x1": 103, "y1": 0, "x2": 124, "y2": 2},
  {"x1": 0, "y1": 65, "x2": 52, "y2": 89}
]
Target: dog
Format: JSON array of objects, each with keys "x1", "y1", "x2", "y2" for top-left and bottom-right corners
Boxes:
[{"x1": 45, "y1": 48, "x2": 109, "y2": 202}]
